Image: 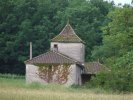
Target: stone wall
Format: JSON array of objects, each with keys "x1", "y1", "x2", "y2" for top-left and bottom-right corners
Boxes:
[
  {"x1": 26, "y1": 64, "x2": 46, "y2": 84},
  {"x1": 51, "y1": 42, "x2": 85, "y2": 63},
  {"x1": 26, "y1": 64, "x2": 82, "y2": 86},
  {"x1": 66, "y1": 64, "x2": 82, "y2": 86}
]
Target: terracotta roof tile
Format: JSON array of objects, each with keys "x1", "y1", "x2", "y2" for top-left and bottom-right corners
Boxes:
[
  {"x1": 51, "y1": 23, "x2": 83, "y2": 43},
  {"x1": 25, "y1": 50, "x2": 80, "y2": 64},
  {"x1": 84, "y1": 62, "x2": 107, "y2": 74}
]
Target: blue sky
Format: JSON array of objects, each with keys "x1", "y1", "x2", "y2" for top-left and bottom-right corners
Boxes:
[{"x1": 106, "y1": 0, "x2": 132, "y2": 5}]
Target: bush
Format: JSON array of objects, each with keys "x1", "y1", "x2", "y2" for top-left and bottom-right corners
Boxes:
[
  {"x1": 86, "y1": 51, "x2": 133, "y2": 92},
  {"x1": 86, "y1": 69, "x2": 133, "y2": 92}
]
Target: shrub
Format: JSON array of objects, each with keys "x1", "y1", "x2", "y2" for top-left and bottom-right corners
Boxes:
[
  {"x1": 86, "y1": 51, "x2": 133, "y2": 92},
  {"x1": 86, "y1": 68, "x2": 133, "y2": 92}
]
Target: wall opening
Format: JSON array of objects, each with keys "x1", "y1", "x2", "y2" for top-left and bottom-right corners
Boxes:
[
  {"x1": 81, "y1": 74, "x2": 95, "y2": 84},
  {"x1": 53, "y1": 44, "x2": 58, "y2": 51}
]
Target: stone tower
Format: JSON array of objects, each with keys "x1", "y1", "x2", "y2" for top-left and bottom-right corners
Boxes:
[{"x1": 51, "y1": 23, "x2": 85, "y2": 63}]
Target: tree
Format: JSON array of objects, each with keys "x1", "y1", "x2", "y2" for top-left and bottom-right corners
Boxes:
[
  {"x1": 0, "y1": 0, "x2": 113, "y2": 74},
  {"x1": 89, "y1": 5, "x2": 133, "y2": 92},
  {"x1": 92, "y1": 6, "x2": 133, "y2": 63},
  {"x1": 56, "y1": 0, "x2": 113, "y2": 60},
  {"x1": 0, "y1": 0, "x2": 69, "y2": 74}
]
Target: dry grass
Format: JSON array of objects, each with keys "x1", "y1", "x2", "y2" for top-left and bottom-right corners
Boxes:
[{"x1": 0, "y1": 75, "x2": 133, "y2": 100}]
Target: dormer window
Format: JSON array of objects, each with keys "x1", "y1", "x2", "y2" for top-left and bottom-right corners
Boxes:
[{"x1": 53, "y1": 44, "x2": 58, "y2": 51}]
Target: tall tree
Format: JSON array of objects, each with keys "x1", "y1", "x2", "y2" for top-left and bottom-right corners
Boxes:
[
  {"x1": 89, "y1": 5, "x2": 133, "y2": 92},
  {"x1": 92, "y1": 6, "x2": 133, "y2": 64},
  {"x1": 56, "y1": 0, "x2": 113, "y2": 60},
  {"x1": 0, "y1": 0, "x2": 113, "y2": 74}
]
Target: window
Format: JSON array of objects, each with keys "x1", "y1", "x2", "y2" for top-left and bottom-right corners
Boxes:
[{"x1": 53, "y1": 44, "x2": 58, "y2": 51}]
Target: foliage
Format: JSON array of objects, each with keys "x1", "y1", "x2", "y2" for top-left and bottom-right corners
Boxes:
[
  {"x1": 57, "y1": 0, "x2": 114, "y2": 60},
  {"x1": 0, "y1": 0, "x2": 113, "y2": 74},
  {"x1": 89, "y1": 6, "x2": 133, "y2": 92},
  {"x1": 38, "y1": 64, "x2": 71, "y2": 84},
  {"x1": 0, "y1": 73, "x2": 25, "y2": 79},
  {"x1": 92, "y1": 6, "x2": 133, "y2": 63},
  {"x1": 87, "y1": 69, "x2": 133, "y2": 92},
  {"x1": 0, "y1": 0, "x2": 132, "y2": 92}
]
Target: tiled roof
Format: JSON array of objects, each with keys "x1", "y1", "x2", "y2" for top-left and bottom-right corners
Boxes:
[
  {"x1": 25, "y1": 50, "x2": 80, "y2": 65},
  {"x1": 51, "y1": 23, "x2": 83, "y2": 43},
  {"x1": 84, "y1": 62, "x2": 107, "y2": 74}
]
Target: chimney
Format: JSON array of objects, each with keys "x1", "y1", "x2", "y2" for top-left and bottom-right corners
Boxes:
[{"x1": 30, "y1": 42, "x2": 32, "y2": 60}]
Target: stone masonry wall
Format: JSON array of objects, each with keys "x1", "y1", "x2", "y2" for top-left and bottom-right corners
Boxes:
[
  {"x1": 51, "y1": 42, "x2": 85, "y2": 63},
  {"x1": 26, "y1": 64, "x2": 82, "y2": 86}
]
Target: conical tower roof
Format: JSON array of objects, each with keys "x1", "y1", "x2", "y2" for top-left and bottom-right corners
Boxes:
[{"x1": 51, "y1": 23, "x2": 83, "y2": 43}]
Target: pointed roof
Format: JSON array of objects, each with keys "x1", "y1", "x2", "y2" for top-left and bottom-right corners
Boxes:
[
  {"x1": 25, "y1": 50, "x2": 81, "y2": 65},
  {"x1": 51, "y1": 23, "x2": 83, "y2": 43}
]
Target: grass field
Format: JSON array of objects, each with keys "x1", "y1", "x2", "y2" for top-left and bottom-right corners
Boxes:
[{"x1": 0, "y1": 74, "x2": 133, "y2": 100}]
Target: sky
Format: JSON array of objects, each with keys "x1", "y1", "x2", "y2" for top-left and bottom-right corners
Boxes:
[{"x1": 105, "y1": 0, "x2": 132, "y2": 5}]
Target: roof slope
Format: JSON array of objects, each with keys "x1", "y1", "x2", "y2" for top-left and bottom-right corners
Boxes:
[
  {"x1": 51, "y1": 23, "x2": 83, "y2": 43},
  {"x1": 25, "y1": 51, "x2": 80, "y2": 65},
  {"x1": 84, "y1": 62, "x2": 108, "y2": 74}
]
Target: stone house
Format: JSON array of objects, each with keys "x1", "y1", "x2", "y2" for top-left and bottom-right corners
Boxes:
[{"x1": 24, "y1": 22, "x2": 104, "y2": 86}]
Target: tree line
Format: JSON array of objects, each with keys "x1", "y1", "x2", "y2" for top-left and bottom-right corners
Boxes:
[
  {"x1": 0, "y1": 0, "x2": 113, "y2": 74},
  {"x1": 0, "y1": 0, "x2": 133, "y2": 92}
]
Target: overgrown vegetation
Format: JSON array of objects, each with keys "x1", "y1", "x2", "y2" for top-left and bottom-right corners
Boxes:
[
  {"x1": 37, "y1": 64, "x2": 71, "y2": 84},
  {"x1": 89, "y1": 5, "x2": 133, "y2": 92},
  {"x1": 0, "y1": 75, "x2": 133, "y2": 100}
]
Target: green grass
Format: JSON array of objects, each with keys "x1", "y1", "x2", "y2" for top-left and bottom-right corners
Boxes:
[{"x1": 0, "y1": 74, "x2": 133, "y2": 100}]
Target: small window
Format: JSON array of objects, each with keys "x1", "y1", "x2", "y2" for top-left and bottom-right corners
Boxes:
[{"x1": 53, "y1": 44, "x2": 58, "y2": 51}]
